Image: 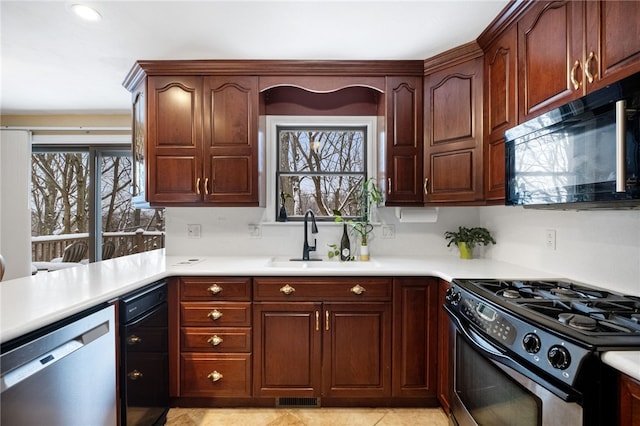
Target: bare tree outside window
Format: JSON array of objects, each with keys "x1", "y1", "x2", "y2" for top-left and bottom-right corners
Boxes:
[
  {"x1": 31, "y1": 150, "x2": 164, "y2": 262},
  {"x1": 277, "y1": 126, "x2": 367, "y2": 220}
]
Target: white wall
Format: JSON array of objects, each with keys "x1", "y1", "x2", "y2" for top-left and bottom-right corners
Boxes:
[
  {"x1": 165, "y1": 204, "x2": 640, "y2": 296},
  {"x1": 480, "y1": 206, "x2": 640, "y2": 296},
  {"x1": 0, "y1": 130, "x2": 32, "y2": 280},
  {"x1": 164, "y1": 206, "x2": 479, "y2": 259}
]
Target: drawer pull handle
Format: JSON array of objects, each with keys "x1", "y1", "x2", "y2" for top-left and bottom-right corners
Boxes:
[
  {"x1": 208, "y1": 284, "x2": 222, "y2": 295},
  {"x1": 208, "y1": 335, "x2": 223, "y2": 346},
  {"x1": 127, "y1": 335, "x2": 142, "y2": 345},
  {"x1": 350, "y1": 284, "x2": 366, "y2": 295},
  {"x1": 280, "y1": 284, "x2": 296, "y2": 295},
  {"x1": 570, "y1": 60, "x2": 581, "y2": 91},
  {"x1": 204, "y1": 177, "x2": 210, "y2": 195},
  {"x1": 208, "y1": 309, "x2": 223, "y2": 320},
  {"x1": 196, "y1": 177, "x2": 201, "y2": 195},
  {"x1": 128, "y1": 370, "x2": 143, "y2": 381},
  {"x1": 208, "y1": 370, "x2": 223, "y2": 382},
  {"x1": 585, "y1": 51, "x2": 596, "y2": 83}
]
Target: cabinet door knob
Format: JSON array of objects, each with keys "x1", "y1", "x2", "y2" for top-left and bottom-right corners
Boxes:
[
  {"x1": 208, "y1": 370, "x2": 223, "y2": 382},
  {"x1": 585, "y1": 51, "x2": 596, "y2": 84},
  {"x1": 196, "y1": 177, "x2": 201, "y2": 195},
  {"x1": 208, "y1": 284, "x2": 222, "y2": 295},
  {"x1": 127, "y1": 334, "x2": 142, "y2": 345},
  {"x1": 208, "y1": 309, "x2": 223, "y2": 320},
  {"x1": 350, "y1": 284, "x2": 366, "y2": 295},
  {"x1": 208, "y1": 335, "x2": 223, "y2": 346},
  {"x1": 127, "y1": 370, "x2": 143, "y2": 381},
  {"x1": 204, "y1": 177, "x2": 210, "y2": 195},
  {"x1": 570, "y1": 60, "x2": 581, "y2": 90},
  {"x1": 387, "y1": 178, "x2": 392, "y2": 195},
  {"x1": 423, "y1": 178, "x2": 429, "y2": 195},
  {"x1": 280, "y1": 284, "x2": 296, "y2": 295}
]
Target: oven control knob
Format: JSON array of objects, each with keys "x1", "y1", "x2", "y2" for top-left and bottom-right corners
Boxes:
[
  {"x1": 445, "y1": 288, "x2": 461, "y2": 305},
  {"x1": 522, "y1": 333, "x2": 541, "y2": 354},
  {"x1": 548, "y1": 345, "x2": 571, "y2": 370}
]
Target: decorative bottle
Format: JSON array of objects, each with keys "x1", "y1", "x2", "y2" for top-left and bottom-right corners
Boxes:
[{"x1": 340, "y1": 223, "x2": 351, "y2": 261}]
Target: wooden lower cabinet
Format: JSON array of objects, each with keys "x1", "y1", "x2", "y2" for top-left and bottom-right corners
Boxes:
[
  {"x1": 253, "y1": 301, "x2": 392, "y2": 400},
  {"x1": 175, "y1": 277, "x2": 253, "y2": 400},
  {"x1": 253, "y1": 277, "x2": 393, "y2": 404},
  {"x1": 171, "y1": 276, "x2": 442, "y2": 407},
  {"x1": 437, "y1": 280, "x2": 453, "y2": 413},
  {"x1": 619, "y1": 373, "x2": 640, "y2": 426},
  {"x1": 392, "y1": 277, "x2": 438, "y2": 399}
]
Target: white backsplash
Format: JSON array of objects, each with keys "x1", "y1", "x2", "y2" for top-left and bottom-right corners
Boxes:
[{"x1": 165, "y1": 205, "x2": 640, "y2": 296}]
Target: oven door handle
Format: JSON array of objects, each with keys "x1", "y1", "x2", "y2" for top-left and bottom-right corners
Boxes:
[{"x1": 445, "y1": 305, "x2": 509, "y2": 359}]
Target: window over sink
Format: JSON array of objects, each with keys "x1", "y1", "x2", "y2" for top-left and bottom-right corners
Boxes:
[{"x1": 266, "y1": 116, "x2": 377, "y2": 221}]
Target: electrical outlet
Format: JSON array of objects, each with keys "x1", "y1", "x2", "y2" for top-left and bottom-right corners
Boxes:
[
  {"x1": 248, "y1": 224, "x2": 261, "y2": 238},
  {"x1": 545, "y1": 229, "x2": 556, "y2": 250},
  {"x1": 382, "y1": 224, "x2": 395, "y2": 239},
  {"x1": 187, "y1": 224, "x2": 201, "y2": 239}
]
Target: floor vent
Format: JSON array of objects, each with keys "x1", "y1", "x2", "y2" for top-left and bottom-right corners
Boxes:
[{"x1": 276, "y1": 397, "x2": 321, "y2": 408}]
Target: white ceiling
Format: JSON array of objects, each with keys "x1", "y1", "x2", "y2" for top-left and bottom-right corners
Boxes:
[{"x1": 0, "y1": 0, "x2": 509, "y2": 115}]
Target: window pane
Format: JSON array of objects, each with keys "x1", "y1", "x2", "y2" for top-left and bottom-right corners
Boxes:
[
  {"x1": 277, "y1": 126, "x2": 366, "y2": 219},
  {"x1": 100, "y1": 154, "x2": 164, "y2": 260},
  {"x1": 31, "y1": 152, "x2": 90, "y2": 262}
]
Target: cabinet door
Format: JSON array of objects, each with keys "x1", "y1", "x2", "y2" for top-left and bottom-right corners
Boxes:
[
  {"x1": 619, "y1": 373, "x2": 640, "y2": 426},
  {"x1": 437, "y1": 280, "x2": 453, "y2": 413},
  {"x1": 392, "y1": 278, "x2": 437, "y2": 398},
  {"x1": 385, "y1": 76, "x2": 424, "y2": 205},
  {"x1": 424, "y1": 57, "x2": 484, "y2": 203},
  {"x1": 202, "y1": 76, "x2": 259, "y2": 205},
  {"x1": 585, "y1": 0, "x2": 640, "y2": 91},
  {"x1": 322, "y1": 303, "x2": 391, "y2": 398},
  {"x1": 253, "y1": 302, "x2": 322, "y2": 397},
  {"x1": 147, "y1": 76, "x2": 202, "y2": 203},
  {"x1": 518, "y1": 1, "x2": 584, "y2": 121},
  {"x1": 484, "y1": 25, "x2": 517, "y2": 202}
]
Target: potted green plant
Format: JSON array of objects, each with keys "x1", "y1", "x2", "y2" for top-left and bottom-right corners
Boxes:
[
  {"x1": 444, "y1": 226, "x2": 496, "y2": 259},
  {"x1": 334, "y1": 178, "x2": 383, "y2": 261}
]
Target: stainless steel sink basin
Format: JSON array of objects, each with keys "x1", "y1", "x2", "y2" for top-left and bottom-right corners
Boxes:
[{"x1": 266, "y1": 257, "x2": 381, "y2": 269}]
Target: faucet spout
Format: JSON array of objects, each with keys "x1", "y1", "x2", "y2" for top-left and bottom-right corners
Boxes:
[{"x1": 302, "y1": 209, "x2": 318, "y2": 260}]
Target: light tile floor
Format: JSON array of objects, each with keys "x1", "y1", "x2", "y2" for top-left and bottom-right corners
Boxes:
[{"x1": 165, "y1": 407, "x2": 449, "y2": 426}]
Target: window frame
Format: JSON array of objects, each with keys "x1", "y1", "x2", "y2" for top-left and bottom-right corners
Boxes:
[{"x1": 265, "y1": 115, "x2": 378, "y2": 222}]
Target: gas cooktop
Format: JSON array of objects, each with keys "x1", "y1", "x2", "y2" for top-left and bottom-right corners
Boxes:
[{"x1": 453, "y1": 279, "x2": 640, "y2": 348}]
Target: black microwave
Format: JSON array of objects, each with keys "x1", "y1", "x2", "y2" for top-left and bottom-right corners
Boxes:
[{"x1": 505, "y1": 72, "x2": 640, "y2": 209}]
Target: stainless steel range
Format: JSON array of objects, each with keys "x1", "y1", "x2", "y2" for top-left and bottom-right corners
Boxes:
[{"x1": 445, "y1": 278, "x2": 640, "y2": 426}]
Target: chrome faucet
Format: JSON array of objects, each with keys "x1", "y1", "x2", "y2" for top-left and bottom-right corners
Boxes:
[{"x1": 302, "y1": 209, "x2": 318, "y2": 260}]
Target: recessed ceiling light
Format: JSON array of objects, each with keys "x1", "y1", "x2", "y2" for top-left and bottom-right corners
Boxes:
[{"x1": 70, "y1": 4, "x2": 102, "y2": 21}]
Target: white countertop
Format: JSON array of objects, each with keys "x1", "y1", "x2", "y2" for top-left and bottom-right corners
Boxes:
[{"x1": 1, "y1": 249, "x2": 638, "y2": 380}]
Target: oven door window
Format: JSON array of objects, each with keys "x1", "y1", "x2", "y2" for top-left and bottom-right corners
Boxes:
[{"x1": 456, "y1": 333, "x2": 542, "y2": 426}]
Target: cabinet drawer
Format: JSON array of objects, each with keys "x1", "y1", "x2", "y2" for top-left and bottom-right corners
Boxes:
[
  {"x1": 254, "y1": 277, "x2": 392, "y2": 301},
  {"x1": 123, "y1": 327, "x2": 168, "y2": 352},
  {"x1": 180, "y1": 353, "x2": 252, "y2": 397},
  {"x1": 180, "y1": 277, "x2": 251, "y2": 301},
  {"x1": 181, "y1": 302, "x2": 251, "y2": 327},
  {"x1": 181, "y1": 327, "x2": 251, "y2": 352}
]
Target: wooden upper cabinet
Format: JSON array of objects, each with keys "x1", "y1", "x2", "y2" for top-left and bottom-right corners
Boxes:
[
  {"x1": 147, "y1": 76, "x2": 203, "y2": 204},
  {"x1": 518, "y1": 0, "x2": 640, "y2": 121},
  {"x1": 385, "y1": 76, "x2": 424, "y2": 205},
  {"x1": 424, "y1": 54, "x2": 484, "y2": 204},
  {"x1": 143, "y1": 75, "x2": 259, "y2": 206},
  {"x1": 517, "y1": 1, "x2": 583, "y2": 121},
  {"x1": 584, "y1": 0, "x2": 640, "y2": 91},
  {"x1": 203, "y1": 76, "x2": 259, "y2": 205},
  {"x1": 484, "y1": 25, "x2": 517, "y2": 202}
]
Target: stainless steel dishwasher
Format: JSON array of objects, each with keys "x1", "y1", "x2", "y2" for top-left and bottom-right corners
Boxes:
[{"x1": 1, "y1": 304, "x2": 117, "y2": 425}]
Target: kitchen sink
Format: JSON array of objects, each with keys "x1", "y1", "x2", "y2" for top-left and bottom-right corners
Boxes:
[{"x1": 266, "y1": 256, "x2": 381, "y2": 270}]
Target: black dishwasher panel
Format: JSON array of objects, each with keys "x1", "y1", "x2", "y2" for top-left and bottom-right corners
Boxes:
[{"x1": 120, "y1": 280, "x2": 168, "y2": 426}]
